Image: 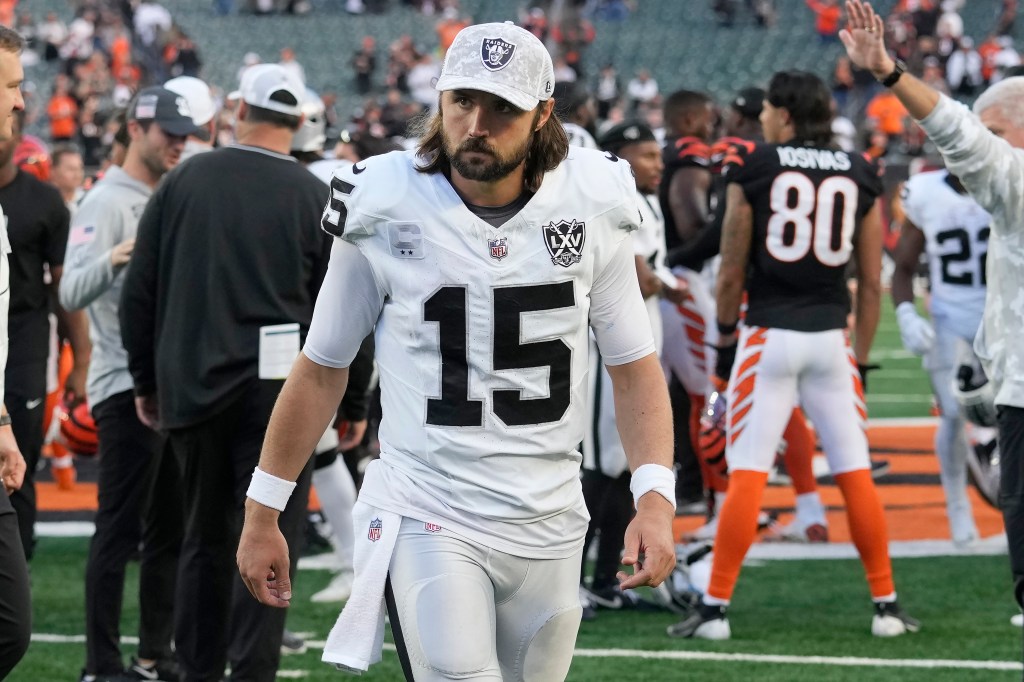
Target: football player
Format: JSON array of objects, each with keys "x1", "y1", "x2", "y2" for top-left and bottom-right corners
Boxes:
[
  {"x1": 668, "y1": 70, "x2": 917, "y2": 640},
  {"x1": 237, "y1": 23, "x2": 676, "y2": 681},
  {"x1": 892, "y1": 168, "x2": 989, "y2": 546}
]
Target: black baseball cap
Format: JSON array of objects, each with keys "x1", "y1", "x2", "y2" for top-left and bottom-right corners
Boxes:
[
  {"x1": 731, "y1": 87, "x2": 765, "y2": 120},
  {"x1": 598, "y1": 121, "x2": 657, "y2": 153},
  {"x1": 129, "y1": 86, "x2": 202, "y2": 137}
]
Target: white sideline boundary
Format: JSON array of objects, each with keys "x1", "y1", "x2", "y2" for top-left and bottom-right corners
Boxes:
[{"x1": 28, "y1": 635, "x2": 1023, "y2": 672}]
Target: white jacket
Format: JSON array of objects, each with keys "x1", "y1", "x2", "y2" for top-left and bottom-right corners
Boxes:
[{"x1": 919, "y1": 94, "x2": 1024, "y2": 408}]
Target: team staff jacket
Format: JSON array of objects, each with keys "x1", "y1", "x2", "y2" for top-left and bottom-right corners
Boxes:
[
  {"x1": 305, "y1": 148, "x2": 656, "y2": 559},
  {"x1": 120, "y1": 146, "x2": 332, "y2": 430},
  {"x1": 729, "y1": 142, "x2": 883, "y2": 332},
  {"x1": 59, "y1": 166, "x2": 152, "y2": 408},
  {"x1": 918, "y1": 95, "x2": 1024, "y2": 409}
]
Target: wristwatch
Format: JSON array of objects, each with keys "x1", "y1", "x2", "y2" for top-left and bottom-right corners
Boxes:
[
  {"x1": 880, "y1": 59, "x2": 907, "y2": 87},
  {"x1": 0, "y1": 414, "x2": 11, "y2": 427}
]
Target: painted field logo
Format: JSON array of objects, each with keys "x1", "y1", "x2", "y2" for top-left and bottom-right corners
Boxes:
[
  {"x1": 488, "y1": 236, "x2": 508, "y2": 261},
  {"x1": 543, "y1": 219, "x2": 586, "y2": 268},
  {"x1": 368, "y1": 517, "x2": 382, "y2": 542},
  {"x1": 481, "y1": 38, "x2": 515, "y2": 71},
  {"x1": 424, "y1": 522, "x2": 442, "y2": 533}
]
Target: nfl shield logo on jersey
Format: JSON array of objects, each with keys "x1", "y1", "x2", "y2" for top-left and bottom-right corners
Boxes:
[
  {"x1": 481, "y1": 38, "x2": 515, "y2": 71},
  {"x1": 543, "y1": 219, "x2": 586, "y2": 268},
  {"x1": 367, "y1": 518, "x2": 383, "y2": 542},
  {"x1": 488, "y1": 237, "x2": 508, "y2": 261},
  {"x1": 424, "y1": 522, "x2": 442, "y2": 533}
]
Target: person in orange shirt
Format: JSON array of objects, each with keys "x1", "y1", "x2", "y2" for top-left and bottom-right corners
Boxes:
[
  {"x1": 435, "y1": 7, "x2": 469, "y2": 58},
  {"x1": 806, "y1": 0, "x2": 842, "y2": 41},
  {"x1": 865, "y1": 88, "x2": 909, "y2": 136},
  {"x1": 46, "y1": 76, "x2": 78, "y2": 142}
]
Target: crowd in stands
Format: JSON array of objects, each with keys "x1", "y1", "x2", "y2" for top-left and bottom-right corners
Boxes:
[{"x1": 4, "y1": 0, "x2": 1022, "y2": 196}]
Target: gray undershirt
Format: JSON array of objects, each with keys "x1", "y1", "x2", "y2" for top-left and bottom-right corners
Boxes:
[{"x1": 463, "y1": 191, "x2": 534, "y2": 227}]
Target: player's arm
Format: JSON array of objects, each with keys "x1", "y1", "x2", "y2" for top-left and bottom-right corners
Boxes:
[
  {"x1": 852, "y1": 202, "x2": 884, "y2": 365},
  {"x1": 591, "y1": 237, "x2": 676, "y2": 589},
  {"x1": 666, "y1": 166, "x2": 711, "y2": 243},
  {"x1": 714, "y1": 182, "x2": 752, "y2": 379},
  {"x1": 46, "y1": 200, "x2": 92, "y2": 402},
  {"x1": 890, "y1": 216, "x2": 935, "y2": 356},
  {"x1": 634, "y1": 255, "x2": 662, "y2": 300}
]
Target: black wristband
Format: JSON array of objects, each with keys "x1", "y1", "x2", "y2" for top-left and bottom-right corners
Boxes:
[
  {"x1": 715, "y1": 342, "x2": 738, "y2": 381},
  {"x1": 716, "y1": 320, "x2": 738, "y2": 337}
]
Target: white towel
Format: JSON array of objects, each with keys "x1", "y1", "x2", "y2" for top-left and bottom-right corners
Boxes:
[{"x1": 321, "y1": 502, "x2": 401, "y2": 674}]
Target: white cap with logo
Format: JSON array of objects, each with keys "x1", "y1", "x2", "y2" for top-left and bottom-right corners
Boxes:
[
  {"x1": 435, "y1": 21, "x2": 555, "y2": 111},
  {"x1": 228, "y1": 63, "x2": 304, "y2": 117},
  {"x1": 164, "y1": 76, "x2": 217, "y2": 126}
]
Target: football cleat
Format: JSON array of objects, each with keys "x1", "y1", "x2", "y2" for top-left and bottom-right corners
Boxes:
[
  {"x1": 666, "y1": 599, "x2": 731, "y2": 640},
  {"x1": 311, "y1": 569, "x2": 354, "y2": 603},
  {"x1": 871, "y1": 601, "x2": 920, "y2": 637},
  {"x1": 764, "y1": 518, "x2": 829, "y2": 543},
  {"x1": 1011, "y1": 613, "x2": 1023, "y2": 627}
]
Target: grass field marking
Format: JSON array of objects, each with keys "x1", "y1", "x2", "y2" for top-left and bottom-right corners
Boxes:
[
  {"x1": 29, "y1": 635, "x2": 1022, "y2": 673},
  {"x1": 867, "y1": 395, "x2": 934, "y2": 403}
]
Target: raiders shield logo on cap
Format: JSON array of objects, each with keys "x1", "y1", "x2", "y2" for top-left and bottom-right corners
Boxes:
[
  {"x1": 543, "y1": 219, "x2": 585, "y2": 268},
  {"x1": 481, "y1": 37, "x2": 516, "y2": 71}
]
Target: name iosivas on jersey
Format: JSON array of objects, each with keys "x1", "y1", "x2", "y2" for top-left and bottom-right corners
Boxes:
[
  {"x1": 308, "y1": 148, "x2": 656, "y2": 559},
  {"x1": 901, "y1": 170, "x2": 990, "y2": 340},
  {"x1": 734, "y1": 144, "x2": 883, "y2": 331}
]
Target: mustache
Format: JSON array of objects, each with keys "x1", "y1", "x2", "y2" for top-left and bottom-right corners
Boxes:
[{"x1": 456, "y1": 138, "x2": 495, "y2": 155}]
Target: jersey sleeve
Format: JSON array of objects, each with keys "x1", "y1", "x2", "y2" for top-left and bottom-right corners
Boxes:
[
  {"x1": 899, "y1": 174, "x2": 927, "y2": 227},
  {"x1": 664, "y1": 136, "x2": 711, "y2": 172},
  {"x1": 303, "y1": 238, "x2": 386, "y2": 368},
  {"x1": 589, "y1": 236, "x2": 657, "y2": 366},
  {"x1": 725, "y1": 144, "x2": 775, "y2": 201},
  {"x1": 855, "y1": 152, "x2": 885, "y2": 203},
  {"x1": 59, "y1": 191, "x2": 123, "y2": 311},
  {"x1": 320, "y1": 160, "x2": 376, "y2": 240}
]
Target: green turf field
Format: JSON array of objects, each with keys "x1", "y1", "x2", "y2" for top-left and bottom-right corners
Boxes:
[
  {"x1": 14, "y1": 537, "x2": 1021, "y2": 681},
  {"x1": 14, "y1": 299, "x2": 1016, "y2": 681}
]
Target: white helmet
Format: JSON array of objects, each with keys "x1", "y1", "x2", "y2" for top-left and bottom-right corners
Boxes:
[
  {"x1": 952, "y1": 351, "x2": 998, "y2": 427},
  {"x1": 291, "y1": 87, "x2": 327, "y2": 153}
]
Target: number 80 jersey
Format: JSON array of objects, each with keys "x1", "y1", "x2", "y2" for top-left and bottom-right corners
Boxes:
[
  {"x1": 730, "y1": 143, "x2": 883, "y2": 332},
  {"x1": 305, "y1": 149, "x2": 655, "y2": 558}
]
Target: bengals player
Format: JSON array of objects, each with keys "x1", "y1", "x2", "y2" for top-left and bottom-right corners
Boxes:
[{"x1": 668, "y1": 70, "x2": 918, "y2": 640}]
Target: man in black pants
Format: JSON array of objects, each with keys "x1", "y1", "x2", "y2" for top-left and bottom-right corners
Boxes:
[
  {"x1": 61, "y1": 87, "x2": 199, "y2": 682},
  {"x1": 0, "y1": 25, "x2": 31, "y2": 680},
  {"x1": 120, "y1": 64, "x2": 331, "y2": 682},
  {"x1": 0, "y1": 109, "x2": 90, "y2": 561}
]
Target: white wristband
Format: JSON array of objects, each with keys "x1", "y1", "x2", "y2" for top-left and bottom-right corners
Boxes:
[
  {"x1": 246, "y1": 466, "x2": 297, "y2": 512},
  {"x1": 629, "y1": 463, "x2": 676, "y2": 509}
]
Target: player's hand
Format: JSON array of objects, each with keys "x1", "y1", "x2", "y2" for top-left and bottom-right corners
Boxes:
[
  {"x1": 0, "y1": 425, "x2": 25, "y2": 494},
  {"x1": 64, "y1": 363, "x2": 88, "y2": 406},
  {"x1": 840, "y1": 1, "x2": 895, "y2": 79},
  {"x1": 237, "y1": 499, "x2": 293, "y2": 608},
  {"x1": 134, "y1": 394, "x2": 161, "y2": 431},
  {"x1": 617, "y1": 492, "x2": 676, "y2": 590},
  {"x1": 895, "y1": 302, "x2": 935, "y2": 355},
  {"x1": 661, "y1": 277, "x2": 690, "y2": 305},
  {"x1": 337, "y1": 418, "x2": 367, "y2": 452},
  {"x1": 110, "y1": 238, "x2": 135, "y2": 267}
]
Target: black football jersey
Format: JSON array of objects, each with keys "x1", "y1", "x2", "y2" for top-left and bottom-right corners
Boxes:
[
  {"x1": 728, "y1": 143, "x2": 883, "y2": 332},
  {"x1": 659, "y1": 136, "x2": 711, "y2": 253}
]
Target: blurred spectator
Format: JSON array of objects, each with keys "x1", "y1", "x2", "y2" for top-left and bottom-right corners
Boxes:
[
  {"x1": 78, "y1": 96, "x2": 105, "y2": 167},
  {"x1": 521, "y1": 6, "x2": 548, "y2": 41},
  {"x1": 552, "y1": 9, "x2": 595, "y2": 78},
  {"x1": 133, "y1": 1, "x2": 172, "y2": 81},
  {"x1": 595, "y1": 0, "x2": 634, "y2": 22},
  {"x1": 946, "y1": 37, "x2": 983, "y2": 96},
  {"x1": 936, "y1": 0, "x2": 963, "y2": 40},
  {"x1": 979, "y1": 33, "x2": 1003, "y2": 84},
  {"x1": 831, "y1": 100, "x2": 857, "y2": 152},
  {"x1": 627, "y1": 68, "x2": 659, "y2": 112},
  {"x1": 48, "y1": 143, "x2": 84, "y2": 209},
  {"x1": 385, "y1": 35, "x2": 419, "y2": 93},
  {"x1": 552, "y1": 81, "x2": 599, "y2": 149},
  {"x1": 594, "y1": 62, "x2": 620, "y2": 119},
  {"x1": 60, "y1": 10, "x2": 95, "y2": 66},
  {"x1": 865, "y1": 87, "x2": 910, "y2": 140},
  {"x1": 831, "y1": 55, "x2": 855, "y2": 112},
  {"x1": 553, "y1": 56, "x2": 577, "y2": 83},
  {"x1": 237, "y1": 51, "x2": 261, "y2": 84},
  {"x1": 351, "y1": 36, "x2": 376, "y2": 95},
  {"x1": 805, "y1": 0, "x2": 842, "y2": 42},
  {"x1": 278, "y1": 46, "x2": 305, "y2": 85},
  {"x1": 166, "y1": 29, "x2": 202, "y2": 79},
  {"x1": 997, "y1": 0, "x2": 1017, "y2": 35},
  {"x1": 712, "y1": 0, "x2": 738, "y2": 27},
  {"x1": 406, "y1": 52, "x2": 440, "y2": 111},
  {"x1": 46, "y1": 76, "x2": 78, "y2": 143},
  {"x1": 435, "y1": 6, "x2": 468, "y2": 57},
  {"x1": 921, "y1": 55, "x2": 951, "y2": 95},
  {"x1": 37, "y1": 11, "x2": 66, "y2": 62},
  {"x1": 992, "y1": 35, "x2": 1022, "y2": 83},
  {"x1": 14, "y1": 13, "x2": 36, "y2": 66}
]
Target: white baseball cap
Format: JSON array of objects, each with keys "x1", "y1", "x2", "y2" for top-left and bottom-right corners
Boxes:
[
  {"x1": 228, "y1": 63, "x2": 304, "y2": 117},
  {"x1": 435, "y1": 21, "x2": 555, "y2": 111},
  {"x1": 164, "y1": 76, "x2": 217, "y2": 126}
]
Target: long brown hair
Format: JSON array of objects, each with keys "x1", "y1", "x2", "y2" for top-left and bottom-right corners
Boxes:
[{"x1": 415, "y1": 100, "x2": 569, "y2": 193}]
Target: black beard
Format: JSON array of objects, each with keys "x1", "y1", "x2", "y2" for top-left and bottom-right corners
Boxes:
[{"x1": 446, "y1": 132, "x2": 531, "y2": 183}]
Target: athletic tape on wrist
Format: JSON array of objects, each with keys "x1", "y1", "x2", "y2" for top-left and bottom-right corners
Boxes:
[
  {"x1": 246, "y1": 466, "x2": 297, "y2": 512},
  {"x1": 630, "y1": 463, "x2": 676, "y2": 508}
]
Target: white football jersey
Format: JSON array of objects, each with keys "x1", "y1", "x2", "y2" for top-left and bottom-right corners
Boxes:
[
  {"x1": 631, "y1": 191, "x2": 670, "y2": 352},
  {"x1": 901, "y1": 170, "x2": 990, "y2": 340},
  {"x1": 563, "y1": 122, "x2": 599, "y2": 150},
  {"x1": 305, "y1": 149, "x2": 655, "y2": 559}
]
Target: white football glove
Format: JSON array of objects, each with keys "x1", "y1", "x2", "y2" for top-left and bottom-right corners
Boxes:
[{"x1": 895, "y1": 302, "x2": 935, "y2": 356}]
